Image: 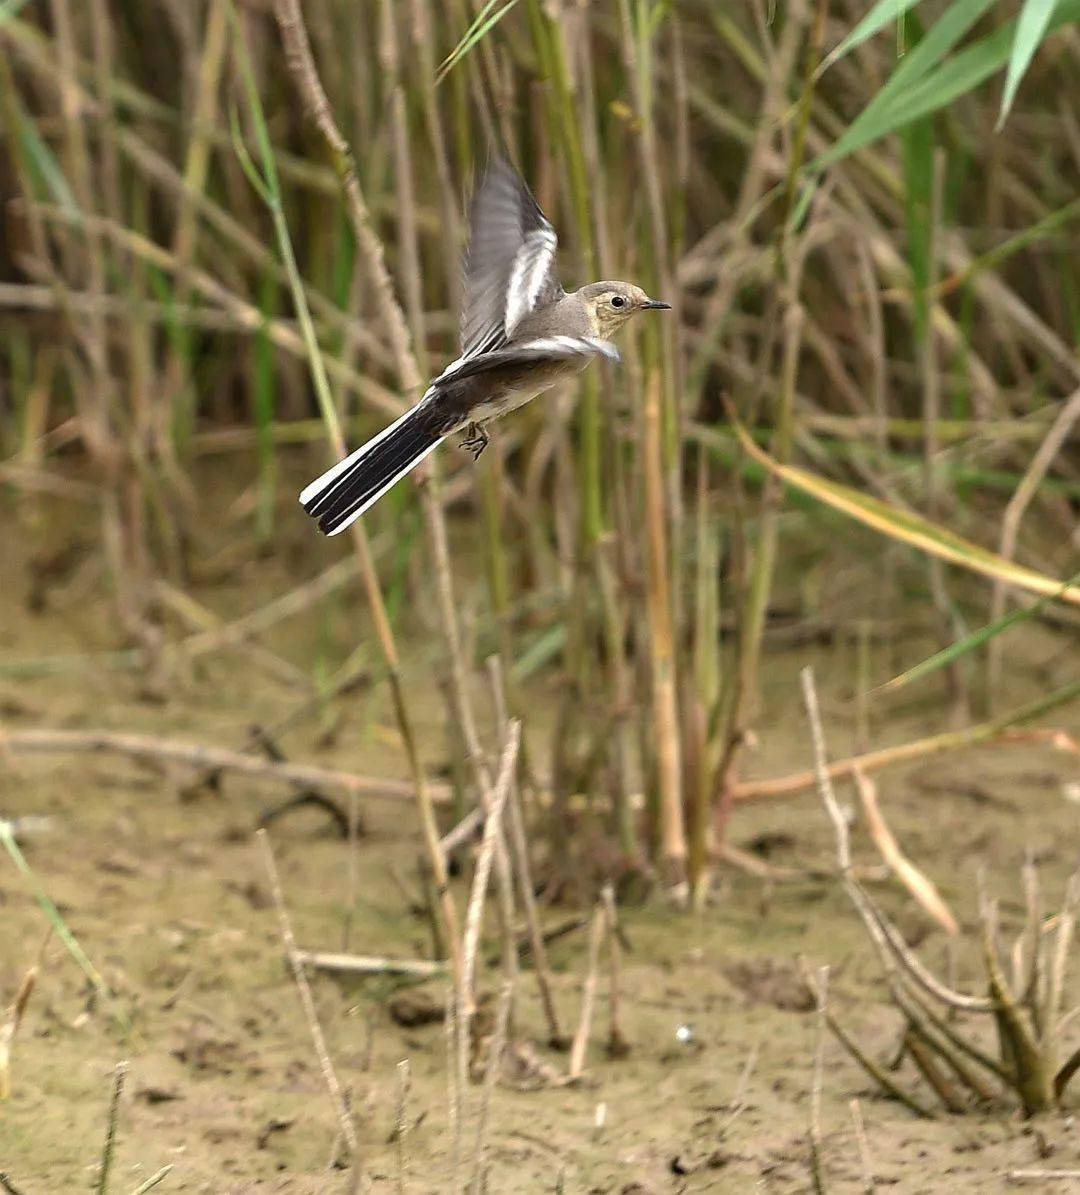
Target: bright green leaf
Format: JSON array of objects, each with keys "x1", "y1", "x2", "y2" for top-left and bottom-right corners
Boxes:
[
  {"x1": 815, "y1": 0, "x2": 995, "y2": 169},
  {"x1": 998, "y1": 0, "x2": 1058, "y2": 130},
  {"x1": 818, "y1": 0, "x2": 923, "y2": 75},
  {"x1": 437, "y1": 0, "x2": 523, "y2": 83},
  {"x1": 815, "y1": 0, "x2": 1080, "y2": 169}
]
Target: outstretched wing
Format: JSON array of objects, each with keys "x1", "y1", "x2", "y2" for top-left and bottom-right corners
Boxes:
[
  {"x1": 439, "y1": 336, "x2": 618, "y2": 385},
  {"x1": 460, "y1": 158, "x2": 563, "y2": 360}
]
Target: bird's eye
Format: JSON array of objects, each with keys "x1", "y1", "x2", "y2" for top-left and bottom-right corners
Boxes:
[{"x1": 610, "y1": 295, "x2": 626, "y2": 309}]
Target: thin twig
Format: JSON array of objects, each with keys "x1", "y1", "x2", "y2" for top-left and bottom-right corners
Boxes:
[
  {"x1": 848, "y1": 1100, "x2": 875, "y2": 1194},
  {"x1": 853, "y1": 768, "x2": 958, "y2": 936},
  {"x1": 2, "y1": 728, "x2": 448, "y2": 804},
  {"x1": 601, "y1": 885, "x2": 628, "y2": 1058},
  {"x1": 394, "y1": 1058, "x2": 411, "y2": 1195},
  {"x1": 129, "y1": 1167, "x2": 173, "y2": 1195},
  {"x1": 294, "y1": 951, "x2": 446, "y2": 978},
  {"x1": 470, "y1": 976, "x2": 514, "y2": 1195},
  {"x1": 568, "y1": 903, "x2": 605, "y2": 1081},
  {"x1": 809, "y1": 967, "x2": 829, "y2": 1194},
  {"x1": 257, "y1": 829, "x2": 359, "y2": 1161},
  {"x1": 800, "y1": 667, "x2": 850, "y2": 872}
]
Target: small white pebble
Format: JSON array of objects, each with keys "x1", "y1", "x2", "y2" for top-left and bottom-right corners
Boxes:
[{"x1": 676, "y1": 1023, "x2": 695, "y2": 1044}]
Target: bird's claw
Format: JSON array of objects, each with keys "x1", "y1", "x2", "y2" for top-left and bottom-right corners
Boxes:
[{"x1": 462, "y1": 423, "x2": 489, "y2": 461}]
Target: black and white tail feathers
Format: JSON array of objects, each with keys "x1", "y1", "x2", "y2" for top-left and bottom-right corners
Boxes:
[
  {"x1": 299, "y1": 335, "x2": 618, "y2": 535},
  {"x1": 299, "y1": 396, "x2": 444, "y2": 536}
]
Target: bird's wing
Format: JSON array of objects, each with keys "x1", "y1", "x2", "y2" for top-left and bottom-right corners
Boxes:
[
  {"x1": 440, "y1": 336, "x2": 617, "y2": 385},
  {"x1": 460, "y1": 158, "x2": 563, "y2": 359}
]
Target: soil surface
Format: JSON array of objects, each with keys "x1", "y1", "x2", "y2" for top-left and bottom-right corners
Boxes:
[{"x1": 2, "y1": 479, "x2": 1079, "y2": 1193}]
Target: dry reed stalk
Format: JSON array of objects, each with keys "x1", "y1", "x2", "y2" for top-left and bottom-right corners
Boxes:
[
  {"x1": 568, "y1": 902, "x2": 605, "y2": 1081},
  {"x1": 379, "y1": 0, "x2": 427, "y2": 374},
  {"x1": 256, "y1": 829, "x2": 359, "y2": 1164},
  {"x1": 469, "y1": 975, "x2": 514, "y2": 1195},
  {"x1": 809, "y1": 966, "x2": 829, "y2": 1195},
  {"x1": 600, "y1": 884, "x2": 628, "y2": 1058},
  {"x1": 1, "y1": 727, "x2": 449, "y2": 803},
  {"x1": 394, "y1": 1058, "x2": 411, "y2": 1195},
  {"x1": 0, "y1": 929, "x2": 48, "y2": 1102},
  {"x1": 987, "y1": 383, "x2": 1080, "y2": 696},
  {"x1": 406, "y1": 0, "x2": 461, "y2": 309},
  {"x1": 852, "y1": 768, "x2": 959, "y2": 937},
  {"x1": 731, "y1": 693, "x2": 1080, "y2": 803},
  {"x1": 641, "y1": 369, "x2": 686, "y2": 886},
  {"x1": 445, "y1": 980, "x2": 463, "y2": 1184},
  {"x1": 294, "y1": 952, "x2": 447, "y2": 978},
  {"x1": 487, "y1": 658, "x2": 564, "y2": 1046},
  {"x1": 273, "y1": 2, "x2": 507, "y2": 1003},
  {"x1": 25, "y1": 202, "x2": 402, "y2": 416},
  {"x1": 0, "y1": 25, "x2": 393, "y2": 370},
  {"x1": 453, "y1": 722, "x2": 520, "y2": 1185},
  {"x1": 459, "y1": 723, "x2": 521, "y2": 1020},
  {"x1": 157, "y1": 0, "x2": 229, "y2": 469}
]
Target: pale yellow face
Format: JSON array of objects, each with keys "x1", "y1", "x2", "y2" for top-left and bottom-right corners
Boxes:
[{"x1": 581, "y1": 282, "x2": 669, "y2": 337}]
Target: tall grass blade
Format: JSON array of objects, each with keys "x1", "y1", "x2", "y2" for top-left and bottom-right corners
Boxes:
[
  {"x1": 0, "y1": 823, "x2": 137, "y2": 1040},
  {"x1": 16, "y1": 107, "x2": 76, "y2": 210},
  {"x1": 818, "y1": 0, "x2": 923, "y2": 75},
  {"x1": 815, "y1": 0, "x2": 1080, "y2": 168},
  {"x1": 437, "y1": 0, "x2": 523, "y2": 83},
  {"x1": 998, "y1": 0, "x2": 1058, "y2": 129},
  {"x1": 879, "y1": 567, "x2": 1080, "y2": 693},
  {"x1": 730, "y1": 418, "x2": 1080, "y2": 607}
]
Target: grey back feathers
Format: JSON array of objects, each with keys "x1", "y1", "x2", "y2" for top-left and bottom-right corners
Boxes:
[{"x1": 460, "y1": 158, "x2": 563, "y2": 359}]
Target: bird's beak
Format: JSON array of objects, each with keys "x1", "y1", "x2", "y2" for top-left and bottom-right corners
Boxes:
[{"x1": 641, "y1": 299, "x2": 672, "y2": 310}]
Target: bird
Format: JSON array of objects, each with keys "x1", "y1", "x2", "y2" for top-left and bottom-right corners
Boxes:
[{"x1": 300, "y1": 157, "x2": 671, "y2": 536}]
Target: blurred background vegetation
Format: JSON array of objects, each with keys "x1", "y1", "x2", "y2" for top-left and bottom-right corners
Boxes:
[{"x1": 1, "y1": 0, "x2": 1078, "y2": 902}]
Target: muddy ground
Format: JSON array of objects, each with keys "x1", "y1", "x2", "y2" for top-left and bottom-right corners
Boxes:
[{"x1": 1, "y1": 476, "x2": 1079, "y2": 1193}]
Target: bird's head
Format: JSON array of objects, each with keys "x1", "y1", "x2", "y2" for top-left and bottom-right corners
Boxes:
[{"x1": 577, "y1": 281, "x2": 671, "y2": 337}]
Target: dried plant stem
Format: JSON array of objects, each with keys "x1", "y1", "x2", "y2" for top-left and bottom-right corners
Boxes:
[
  {"x1": 454, "y1": 723, "x2": 521, "y2": 1185},
  {"x1": 826, "y1": 1013, "x2": 935, "y2": 1119},
  {"x1": 642, "y1": 370, "x2": 687, "y2": 885},
  {"x1": 853, "y1": 768, "x2": 958, "y2": 936},
  {"x1": 800, "y1": 667, "x2": 850, "y2": 873},
  {"x1": 988, "y1": 384, "x2": 1080, "y2": 695},
  {"x1": 256, "y1": 829, "x2": 359, "y2": 1162},
  {"x1": 1, "y1": 727, "x2": 447, "y2": 804},
  {"x1": 601, "y1": 884, "x2": 628, "y2": 1058},
  {"x1": 733, "y1": 685, "x2": 1080, "y2": 803},
  {"x1": 294, "y1": 952, "x2": 446, "y2": 978},
  {"x1": 904, "y1": 1028, "x2": 967, "y2": 1113},
  {"x1": 265, "y1": 0, "x2": 463, "y2": 993},
  {"x1": 394, "y1": 1058, "x2": 411, "y2": 1195},
  {"x1": 809, "y1": 967, "x2": 829, "y2": 1194},
  {"x1": 129, "y1": 1166, "x2": 173, "y2": 1194},
  {"x1": 460, "y1": 724, "x2": 521, "y2": 1020},
  {"x1": 488, "y1": 657, "x2": 564, "y2": 1047},
  {"x1": 849, "y1": 1100, "x2": 875, "y2": 1194},
  {"x1": 96, "y1": 1060, "x2": 128, "y2": 1195},
  {"x1": 470, "y1": 976, "x2": 514, "y2": 1195},
  {"x1": 568, "y1": 902, "x2": 605, "y2": 1080}
]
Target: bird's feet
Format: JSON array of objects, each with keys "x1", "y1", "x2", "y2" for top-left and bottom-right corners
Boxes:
[{"x1": 461, "y1": 422, "x2": 489, "y2": 461}]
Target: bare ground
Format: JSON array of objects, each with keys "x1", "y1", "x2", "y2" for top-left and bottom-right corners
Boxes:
[{"x1": 2, "y1": 493, "x2": 1079, "y2": 1194}]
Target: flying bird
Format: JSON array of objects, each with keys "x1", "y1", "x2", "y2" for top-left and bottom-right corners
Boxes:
[{"x1": 300, "y1": 157, "x2": 670, "y2": 535}]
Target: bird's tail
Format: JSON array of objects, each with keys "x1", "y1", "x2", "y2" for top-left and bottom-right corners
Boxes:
[{"x1": 299, "y1": 398, "x2": 444, "y2": 536}]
